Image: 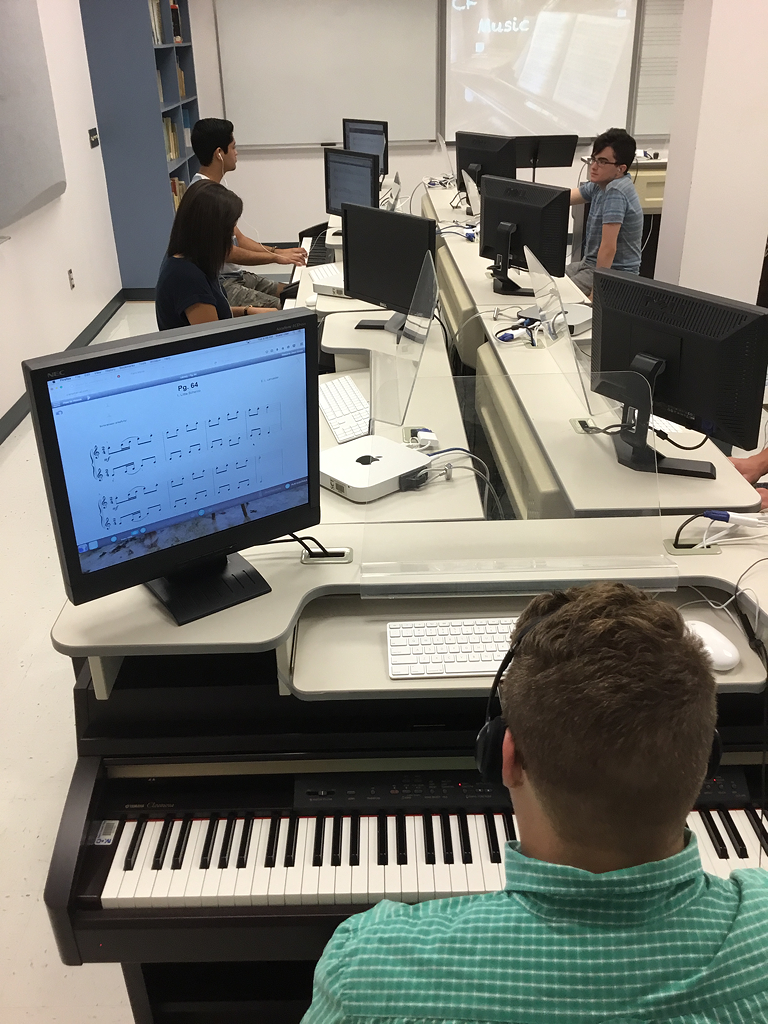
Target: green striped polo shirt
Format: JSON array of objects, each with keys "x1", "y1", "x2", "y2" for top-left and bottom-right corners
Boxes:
[{"x1": 301, "y1": 831, "x2": 768, "y2": 1024}]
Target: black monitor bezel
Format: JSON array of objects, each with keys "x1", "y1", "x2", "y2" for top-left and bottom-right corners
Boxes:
[
  {"x1": 341, "y1": 204, "x2": 436, "y2": 316},
  {"x1": 592, "y1": 269, "x2": 768, "y2": 451},
  {"x1": 23, "y1": 310, "x2": 321, "y2": 607},
  {"x1": 342, "y1": 118, "x2": 389, "y2": 176},
  {"x1": 455, "y1": 131, "x2": 517, "y2": 187},
  {"x1": 478, "y1": 175, "x2": 570, "y2": 276},
  {"x1": 324, "y1": 148, "x2": 380, "y2": 217}
]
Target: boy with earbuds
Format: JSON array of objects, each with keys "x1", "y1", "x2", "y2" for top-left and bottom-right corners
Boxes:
[
  {"x1": 301, "y1": 582, "x2": 768, "y2": 1023},
  {"x1": 567, "y1": 126, "x2": 644, "y2": 300},
  {"x1": 190, "y1": 118, "x2": 306, "y2": 310}
]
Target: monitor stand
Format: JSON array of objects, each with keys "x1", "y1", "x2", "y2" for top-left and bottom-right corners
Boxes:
[
  {"x1": 492, "y1": 221, "x2": 534, "y2": 296},
  {"x1": 146, "y1": 552, "x2": 271, "y2": 626},
  {"x1": 602, "y1": 354, "x2": 716, "y2": 480}
]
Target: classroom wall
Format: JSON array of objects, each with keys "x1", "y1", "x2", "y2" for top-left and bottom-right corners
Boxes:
[{"x1": 0, "y1": 0, "x2": 121, "y2": 421}]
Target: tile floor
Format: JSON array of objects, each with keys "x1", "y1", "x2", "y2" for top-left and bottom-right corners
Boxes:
[{"x1": 1, "y1": 300, "x2": 765, "y2": 1021}]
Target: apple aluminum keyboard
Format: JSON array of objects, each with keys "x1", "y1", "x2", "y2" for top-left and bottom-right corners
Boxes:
[
  {"x1": 387, "y1": 617, "x2": 519, "y2": 679},
  {"x1": 318, "y1": 375, "x2": 370, "y2": 443}
]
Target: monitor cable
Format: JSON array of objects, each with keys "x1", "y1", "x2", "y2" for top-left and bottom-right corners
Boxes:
[{"x1": 261, "y1": 534, "x2": 340, "y2": 559}]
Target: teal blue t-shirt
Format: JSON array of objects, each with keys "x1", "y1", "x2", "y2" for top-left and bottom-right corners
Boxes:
[{"x1": 580, "y1": 174, "x2": 644, "y2": 273}]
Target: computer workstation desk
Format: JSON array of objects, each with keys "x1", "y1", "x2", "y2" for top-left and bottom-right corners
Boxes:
[{"x1": 420, "y1": 186, "x2": 761, "y2": 519}]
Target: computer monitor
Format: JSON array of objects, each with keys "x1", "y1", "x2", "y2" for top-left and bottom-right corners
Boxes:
[
  {"x1": 513, "y1": 135, "x2": 579, "y2": 182},
  {"x1": 23, "y1": 310, "x2": 321, "y2": 625},
  {"x1": 479, "y1": 175, "x2": 570, "y2": 295},
  {"x1": 342, "y1": 118, "x2": 388, "y2": 176},
  {"x1": 324, "y1": 149, "x2": 379, "y2": 217},
  {"x1": 341, "y1": 203, "x2": 436, "y2": 333},
  {"x1": 591, "y1": 269, "x2": 768, "y2": 479},
  {"x1": 455, "y1": 131, "x2": 517, "y2": 190}
]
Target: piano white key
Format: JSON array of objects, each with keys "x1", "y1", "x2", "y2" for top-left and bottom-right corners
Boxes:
[
  {"x1": 216, "y1": 818, "x2": 244, "y2": 906},
  {"x1": 300, "y1": 817, "x2": 321, "y2": 906},
  {"x1": 334, "y1": 817, "x2": 353, "y2": 905},
  {"x1": 101, "y1": 820, "x2": 137, "y2": 909},
  {"x1": 431, "y1": 814, "x2": 452, "y2": 900},
  {"x1": 234, "y1": 818, "x2": 263, "y2": 906},
  {"x1": 149, "y1": 819, "x2": 183, "y2": 907},
  {"x1": 468, "y1": 815, "x2": 499, "y2": 893},
  {"x1": 168, "y1": 820, "x2": 204, "y2": 904},
  {"x1": 400, "y1": 816, "x2": 419, "y2": 903},
  {"x1": 367, "y1": 816, "x2": 386, "y2": 904},
  {"x1": 384, "y1": 816, "x2": 401, "y2": 902},
  {"x1": 184, "y1": 819, "x2": 217, "y2": 907},
  {"x1": 118, "y1": 820, "x2": 160, "y2": 908},
  {"x1": 267, "y1": 817, "x2": 290, "y2": 906},
  {"x1": 284, "y1": 817, "x2": 309, "y2": 905},
  {"x1": 731, "y1": 810, "x2": 767, "y2": 871},
  {"x1": 201, "y1": 819, "x2": 227, "y2": 906},
  {"x1": 134, "y1": 821, "x2": 167, "y2": 907},
  {"x1": 463, "y1": 817, "x2": 486, "y2": 895},
  {"x1": 447, "y1": 814, "x2": 468, "y2": 896},
  {"x1": 413, "y1": 814, "x2": 436, "y2": 901},
  {"x1": 688, "y1": 812, "x2": 728, "y2": 878},
  {"x1": 350, "y1": 817, "x2": 369, "y2": 905},
  {"x1": 249, "y1": 817, "x2": 274, "y2": 906},
  {"x1": 318, "y1": 817, "x2": 336, "y2": 906}
]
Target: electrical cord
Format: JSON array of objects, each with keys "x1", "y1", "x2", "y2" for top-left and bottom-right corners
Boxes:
[
  {"x1": 673, "y1": 513, "x2": 706, "y2": 549},
  {"x1": 262, "y1": 533, "x2": 332, "y2": 557},
  {"x1": 426, "y1": 447, "x2": 505, "y2": 519},
  {"x1": 653, "y1": 428, "x2": 709, "y2": 450},
  {"x1": 581, "y1": 422, "x2": 623, "y2": 436},
  {"x1": 409, "y1": 181, "x2": 427, "y2": 215}
]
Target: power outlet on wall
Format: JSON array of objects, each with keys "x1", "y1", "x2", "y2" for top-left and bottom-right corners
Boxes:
[{"x1": 68, "y1": 269, "x2": 75, "y2": 290}]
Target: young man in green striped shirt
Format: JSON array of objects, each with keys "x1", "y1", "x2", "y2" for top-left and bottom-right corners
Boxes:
[{"x1": 302, "y1": 582, "x2": 768, "y2": 1024}]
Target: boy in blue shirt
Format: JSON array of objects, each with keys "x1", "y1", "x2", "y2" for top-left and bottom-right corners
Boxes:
[{"x1": 568, "y1": 127, "x2": 643, "y2": 299}]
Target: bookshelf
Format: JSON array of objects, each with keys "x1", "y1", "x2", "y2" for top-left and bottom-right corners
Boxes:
[{"x1": 79, "y1": 0, "x2": 200, "y2": 293}]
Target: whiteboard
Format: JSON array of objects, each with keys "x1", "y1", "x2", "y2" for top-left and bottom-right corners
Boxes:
[
  {"x1": 445, "y1": 0, "x2": 638, "y2": 141},
  {"x1": 215, "y1": 0, "x2": 438, "y2": 146}
]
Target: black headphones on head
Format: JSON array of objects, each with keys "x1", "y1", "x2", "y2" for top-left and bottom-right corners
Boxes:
[{"x1": 475, "y1": 611, "x2": 722, "y2": 787}]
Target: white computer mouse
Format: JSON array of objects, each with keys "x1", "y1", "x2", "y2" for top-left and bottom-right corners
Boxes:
[{"x1": 685, "y1": 619, "x2": 741, "y2": 672}]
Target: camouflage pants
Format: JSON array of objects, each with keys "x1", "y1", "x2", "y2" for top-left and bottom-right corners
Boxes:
[{"x1": 221, "y1": 272, "x2": 281, "y2": 309}]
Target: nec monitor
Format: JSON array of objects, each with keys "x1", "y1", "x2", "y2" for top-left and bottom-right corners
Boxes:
[
  {"x1": 455, "y1": 131, "x2": 517, "y2": 190},
  {"x1": 23, "y1": 310, "x2": 321, "y2": 624},
  {"x1": 591, "y1": 269, "x2": 768, "y2": 478},
  {"x1": 342, "y1": 118, "x2": 388, "y2": 176},
  {"x1": 341, "y1": 204, "x2": 436, "y2": 325},
  {"x1": 513, "y1": 134, "x2": 579, "y2": 182},
  {"x1": 479, "y1": 175, "x2": 570, "y2": 295},
  {"x1": 324, "y1": 149, "x2": 379, "y2": 217}
]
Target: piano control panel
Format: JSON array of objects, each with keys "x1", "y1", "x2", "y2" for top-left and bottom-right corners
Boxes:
[{"x1": 294, "y1": 771, "x2": 508, "y2": 810}]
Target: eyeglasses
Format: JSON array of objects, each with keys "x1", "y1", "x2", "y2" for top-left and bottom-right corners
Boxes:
[{"x1": 588, "y1": 156, "x2": 619, "y2": 167}]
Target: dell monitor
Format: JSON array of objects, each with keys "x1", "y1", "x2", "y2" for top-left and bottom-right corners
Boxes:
[
  {"x1": 23, "y1": 310, "x2": 320, "y2": 625},
  {"x1": 455, "y1": 131, "x2": 517, "y2": 190},
  {"x1": 341, "y1": 203, "x2": 436, "y2": 333},
  {"x1": 513, "y1": 134, "x2": 579, "y2": 182},
  {"x1": 592, "y1": 269, "x2": 768, "y2": 479},
  {"x1": 479, "y1": 175, "x2": 570, "y2": 295},
  {"x1": 324, "y1": 149, "x2": 379, "y2": 217},
  {"x1": 342, "y1": 118, "x2": 388, "y2": 176}
]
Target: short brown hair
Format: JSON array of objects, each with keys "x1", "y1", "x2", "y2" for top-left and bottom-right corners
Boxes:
[
  {"x1": 167, "y1": 179, "x2": 243, "y2": 280},
  {"x1": 500, "y1": 583, "x2": 716, "y2": 852}
]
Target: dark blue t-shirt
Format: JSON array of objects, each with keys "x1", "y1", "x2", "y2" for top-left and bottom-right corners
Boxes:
[{"x1": 155, "y1": 255, "x2": 232, "y2": 331}]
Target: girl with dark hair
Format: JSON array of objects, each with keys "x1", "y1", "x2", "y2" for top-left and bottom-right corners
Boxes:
[{"x1": 155, "y1": 179, "x2": 275, "y2": 330}]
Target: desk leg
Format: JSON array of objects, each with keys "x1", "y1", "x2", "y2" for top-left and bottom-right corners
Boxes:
[{"x1": 89, "y1": 656, "x2": 124, "y2": 700}]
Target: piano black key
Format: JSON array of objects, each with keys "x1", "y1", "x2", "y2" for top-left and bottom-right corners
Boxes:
[
  {"x1": 200, "y1": 817, "x2": 219, "y2": 870},
  {"x1": 457, "y1": 810, "x2": 472, "y2": 864},
  {"x1": 265, "y1": 815, "x2": 282, "y2": 869},
  {"x1": 700, "y1": 809, "x2": 728, "y2": 859},
  {"x1": 422, "y1": 813, "x2": 436, "y2": 865},
  {"x1": 284, "y1": 815, "x2": 299, "y2": 868},
  {"x1": 396, "y1": 812, "x2": 408, "y2": 865},
  {"x1": 745, "y1": 806, "x2": 768, "y2": 856},
  {"x1": 349, "y1": 814, "x2": 360, "y2": 867},
  {"x1": 312, "y1": 815, "x2": 326, "y2": 868},
  {"x1": 151, "y1": 816, "x2": 174, "y2": 871},
  {"x1": 502, "y1": 810, "x2": 516, "y2": 842},
  {"x1": 218, "y1": 814, "x2": 236, "y2": 870},
  {"x1": 331, "y1": 814, "x2": 343, "y2": 867},
  {"x1": 717, "y1": 808, "x2": 748, "y2": 859},
  {"x1": 124, "y1": 816, "x2": 147, "y2": 871},
  {"x1": 377, "y1": 813, "x2": 388, "y2": 866},
  {"x1": 171, "y1": 815, "x2": 192, "y2": 870},
  {"x1": 440, "y1": 811, "x2": 454, "y2": 864},
  {"x1": 484, "y1": 810, "x2": 501, "y2": 864},
  {"x1": 236, "y1": 815, "x2": 253, "y2": 869}
]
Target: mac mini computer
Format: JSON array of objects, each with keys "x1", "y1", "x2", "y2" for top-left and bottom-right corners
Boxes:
[{"x1": 320, "y1": 436, "x2": 430, "y2": 503}]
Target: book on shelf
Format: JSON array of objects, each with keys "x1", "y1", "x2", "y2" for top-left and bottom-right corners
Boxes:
[
  {"x1": 177, "y1": 62, "x2": 186, "y2": 98},
  {"x1": 182, "y1": 109, "x2": 192, "y2": 151},
  {"x1": 156, "y1": 68, "x2": 163, "y2": 103},
  {"x1": 162, "y1": 116, "x2": 180, "y2": 161},
  {"x1": 148, "y1": 0, "x2": 163, "y2": 45},
  {"x1": 170, "y1": 176, "x2": 187, "y2": 211},
  {"x1": 171, "y1": 3, "x2": 182, "y2": 43}
]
